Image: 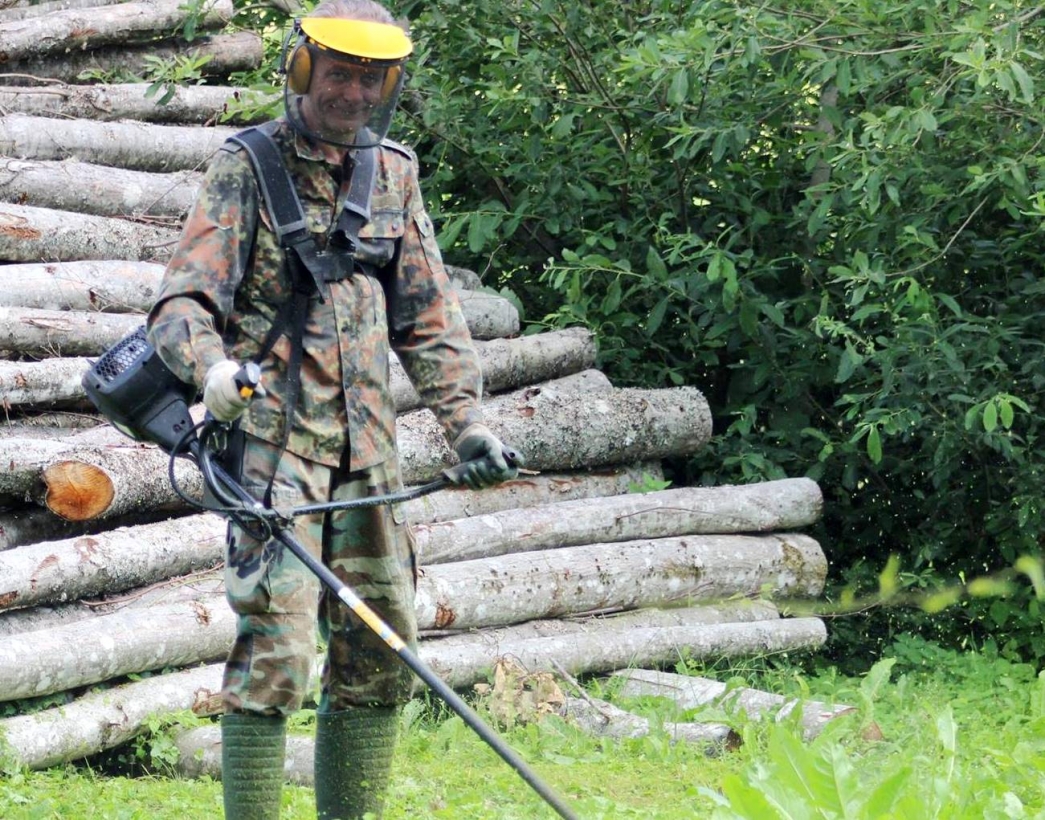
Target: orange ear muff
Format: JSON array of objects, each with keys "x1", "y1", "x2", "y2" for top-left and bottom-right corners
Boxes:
[
  {"x1": 286, "y1": 41, "x2": 313, "y2": 95},
  {"x1": 381, "y1": 64, "x2": 402, "y2": 99}
]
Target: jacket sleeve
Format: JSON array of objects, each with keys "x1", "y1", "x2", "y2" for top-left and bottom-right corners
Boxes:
[
  {"x1": 146, "y1": 148, "x2": 260, "y2": 389},
  {"x1": 387, "y1": 154, "x2": 485, "y2": 445}
]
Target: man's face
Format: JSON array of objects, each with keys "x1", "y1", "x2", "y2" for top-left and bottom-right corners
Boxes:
[{"x1": 299, "y1": 50, "x2": 386, "y2": 141}]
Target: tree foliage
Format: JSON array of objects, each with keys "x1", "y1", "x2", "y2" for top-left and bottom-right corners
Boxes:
[{"x1": 396, "y1": 0, "x2": 1045, "y2": 663}]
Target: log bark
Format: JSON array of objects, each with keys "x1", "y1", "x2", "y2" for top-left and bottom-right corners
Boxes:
[
  {"x1": 423, "y1": 616, "x2": 827, "y2": 690},
  {"x1": 0, "y1": 260, "x2": 495, "y2": 312},
  {"x1": 0, "y1": 32, "x2": 264, "y2": 84},
  {"x1": 612, "y1": 669, "x2": 857, "y2": 740},
  {"x1": 0, "y1": 499, "x2": 186, "y2": 552},
  {"x1": 0, "y1": 306, "x2": 144, "y2": 357},
  {"x1": 0, "y1": 663, "x2": 224, "y2": 771},
  {"x1": 176, "y1": 727, "x2": 324, "y2": 785},
  {"x1": 390, "y1": 327, "x2": 597, "y2": 413},
  {"x1": 1, "y1": 382, "x2": 705, "y2": 520},
  {"x1": 0, "y1": 82, "x2": 273, "y2": 124},
  {"x1": 0, "y1": 204, "x2": 179, "y2": 263},
  {"x1": 0, "y1": 600, "x2": 785, "y2": 769},
  {"x1": 0, "y1": 566, "x2": 223, "y2": 635},
  {"x1": 0, "y1": 157, "x2": 201, "y2": 220},
  {"x1": 0, "y1": 434, "x2": 204, "y2": 519},
  {"x1": 0, "y1": 356, "x2": 92, "y2": 409},
  {"x1": 0, "y1": 114, "x2": 237, "y2": 172},
  {"x1": 0, "y1": 465, "x2": 657, "y2": 551},
  {"x1": 0, "y1": 595, "x2": 233, "y2": 702},
  {"x1": 453, "y1": 289, "x2": 519, "y2": 339},
  {"x1": 416, "y1": 533, "x2": 827, "y2": 630},
  {"x1": 0, "y1": 513, "x2": 225, "y2": 612},
  {"x1": 398, "y1": 382, "x2": 713, "y2": 481},
  {"x1": 0, "y1": 329, "x2": 591, "y2": 414},
  {"x1": 413, "y1": 478, "x2": 824, "y2": 564},
  {"x1": 561, "y1": 695, "x2": 739, "y2": 751},
  {"x1": 0, "y1": 0, "x2": 234, "y2": 61},
  {"x1": 1, "y1": 0, "x2": 135, "y2": 22},
  {"x1": 0, "y1": 260, "x2": 165, "y2": 312},
  {"x1": 0, "y1": 294, "x2": 519, "y2": 361},
  {"x1": 400, "y1": 462, "x2": 662, "y2": 526}
]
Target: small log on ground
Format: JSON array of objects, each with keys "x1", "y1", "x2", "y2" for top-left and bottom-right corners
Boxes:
[
  {"x1": 0, "y1": 114, "x2": 238, "y2": 172},
  {"x1": 416, "y1": 533, "x2": 827, "y2": 630},
  {"x1": 414, "y1": 478, "x2": 824, "y2": 564},
  {"x1": 0, "y1": 204, "x2": 179, "y2": 264},
  {"x1": 423, "y1": 616, "x2": 827, "y2": 690},
  {"x1": 0, "y1": 513, "x2": 225, "y2": 612},
  {"x1": 561, "y1": 695, "x2": 739, "y2": 751},
  {"x1": 398, "y1": 383, "x2": 713, "y2": 481},
  {"x1": 176, "y1": 727, "x2": 316, "y2": 784},
  {"x1": 0, "y1": 594, "x2": 233, "y2": 702},
  {"x1": 0, "y1": 0, "x2": 234, "y2": 62},
  {"x1": 0, "y1": 157, "x2": 201, "y2": 220},
  {"x1": 0, "y1": 32, "x2": 264, "y2": 84},
  {"x1": 0, "y1": 82, "x2": 273, "y2": 124},
  {"x1": 612, "y1": 669, "x2": 857, "y2": 740}
]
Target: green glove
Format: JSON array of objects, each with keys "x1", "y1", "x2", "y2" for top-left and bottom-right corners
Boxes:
[{"x1": 450, "y1": 423, "x2": 523, "y2": 490}]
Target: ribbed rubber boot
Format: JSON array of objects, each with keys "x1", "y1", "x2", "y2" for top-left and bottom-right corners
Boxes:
[
  {"x1": 221, "y1": 713, "x2": 287, "y2": 820},
  {"x1": 314, "y1": 707, "x2": 399, "y2": 820}
]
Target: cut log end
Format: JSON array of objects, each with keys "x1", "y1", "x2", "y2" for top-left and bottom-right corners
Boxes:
[{"x1": 42, "y1": 460, "x2": 114, "y2": 521}]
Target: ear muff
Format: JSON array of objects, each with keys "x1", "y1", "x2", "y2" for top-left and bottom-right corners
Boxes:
[
  {"x1": 286, "y1": 40, "x2": 313, "y2": 95},
  {"x1": 381, "y1": 64, "x2": 402, "y2": 99}
]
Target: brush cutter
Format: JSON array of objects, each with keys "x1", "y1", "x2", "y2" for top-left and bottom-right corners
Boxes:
[{"x1": 82, "y1": 326, "x2": 579, "y2": 820}]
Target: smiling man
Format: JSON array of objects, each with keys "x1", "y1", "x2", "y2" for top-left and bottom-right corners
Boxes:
[{"x1": 145, "y1": 1, "x2": 520, "y2": 818}]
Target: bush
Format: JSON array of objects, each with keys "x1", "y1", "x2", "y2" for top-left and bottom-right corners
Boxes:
[{"x1": 400, "y1": 0, "x2": 1045, "y2": 662}]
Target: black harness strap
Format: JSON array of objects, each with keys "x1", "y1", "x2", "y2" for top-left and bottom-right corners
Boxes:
[{"x1": 222, "y1": 122, "x2": 376, "y2": 503}]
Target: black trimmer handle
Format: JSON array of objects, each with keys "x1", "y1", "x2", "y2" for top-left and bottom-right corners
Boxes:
[{"x1": 442, "y1": 445, "x2": 522, "y2": 485}]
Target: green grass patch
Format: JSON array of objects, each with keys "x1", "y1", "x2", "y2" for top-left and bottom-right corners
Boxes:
[{"x1": 1, "y1": 636, "x2": 1042, "y2": 819}]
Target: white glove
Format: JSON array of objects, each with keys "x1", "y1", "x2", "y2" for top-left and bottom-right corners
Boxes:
[{"x1": 203, "y1": 359, "x2": 253, "y2": 422}]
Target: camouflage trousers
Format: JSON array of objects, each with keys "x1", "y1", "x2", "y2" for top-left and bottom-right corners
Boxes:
[{"x1": 221, "y1": 434, "x2": 418, "y2": 716}]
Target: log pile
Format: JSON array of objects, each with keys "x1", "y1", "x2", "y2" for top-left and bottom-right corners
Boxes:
[{"x1": 0, "y1": 0, "x2": 836, "y2": 772}]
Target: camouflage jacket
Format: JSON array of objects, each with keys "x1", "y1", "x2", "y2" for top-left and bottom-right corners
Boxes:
[{"x1": 147, "y1": 118, "x2": 483, "y2": 470}]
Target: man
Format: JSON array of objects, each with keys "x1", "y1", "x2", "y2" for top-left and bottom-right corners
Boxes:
[{"x1": 146, "y1": 2, "x2": 517, "y2": 817}]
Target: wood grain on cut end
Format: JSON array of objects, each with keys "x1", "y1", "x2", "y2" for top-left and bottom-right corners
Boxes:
[{"x1": 42, "y1": 460, "x2": 114, "y2": 521}]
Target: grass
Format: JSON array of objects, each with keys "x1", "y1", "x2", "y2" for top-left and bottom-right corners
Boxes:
[{"x1": 1, "y1": 634, "x2": 1043, "y2": 819}]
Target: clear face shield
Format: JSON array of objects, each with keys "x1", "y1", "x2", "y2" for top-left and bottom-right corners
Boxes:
[{"x1": 282, "y1": 17, "x2": 412, "y2": 149}]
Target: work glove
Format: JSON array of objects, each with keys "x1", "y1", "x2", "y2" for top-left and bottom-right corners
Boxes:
[
  {"x1": 203, "y1": 359, "x2": 258, "y2": 423},
  {"x1": 450, "y1": 423, "x2": 523, "y2": 490}
]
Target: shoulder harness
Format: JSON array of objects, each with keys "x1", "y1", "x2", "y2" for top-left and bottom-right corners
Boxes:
[{"x1": 221, "y1": 121, "x2": 378, "y2": 499}]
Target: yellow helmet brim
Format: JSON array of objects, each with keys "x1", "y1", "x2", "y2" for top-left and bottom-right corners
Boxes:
[{"x1": 300, "y1": 17, "x2": 412, "y2": 61}]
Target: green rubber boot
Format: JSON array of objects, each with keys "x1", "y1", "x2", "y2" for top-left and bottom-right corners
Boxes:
[
  {"x1": 314, "y1": 707, "x2": 399, "y2": 820},
  {"x1": 221, "y1": 713, "x2": 287, "y2": 820}
]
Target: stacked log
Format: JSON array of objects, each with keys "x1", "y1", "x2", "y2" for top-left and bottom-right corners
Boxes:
[{"x1": 0, "y1": 0, "x2": 835, "y2": 773}]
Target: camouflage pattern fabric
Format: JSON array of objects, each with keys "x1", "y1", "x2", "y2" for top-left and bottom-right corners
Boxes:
[
  {"x1": 146, "y1": 118, "x2": 480, "y2": 714},
  {"x1": 222, "y1": 435, "x2": 418, "y2": 715},
  {"x1": 146, "y1": 117, "x2": 483, "y2": 471}
]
